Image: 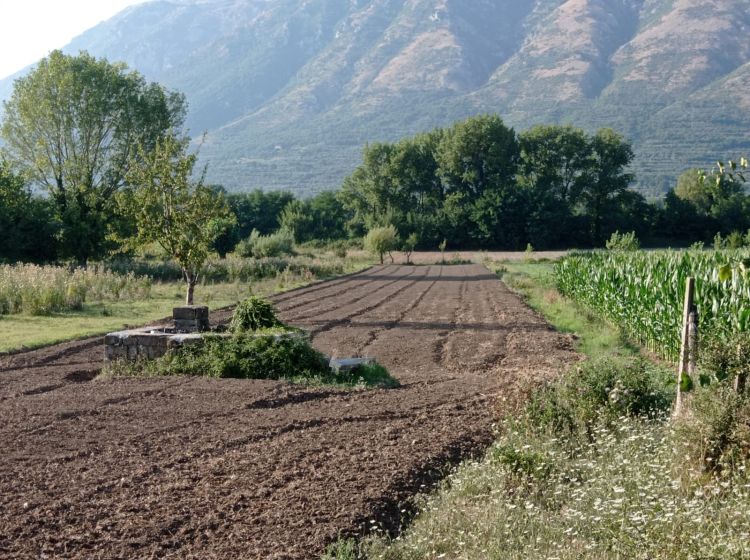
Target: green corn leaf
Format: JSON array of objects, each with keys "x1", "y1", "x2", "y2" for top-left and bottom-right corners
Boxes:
[{"x1": 718, "y1": 264, "x2": 732, "y2": 282}]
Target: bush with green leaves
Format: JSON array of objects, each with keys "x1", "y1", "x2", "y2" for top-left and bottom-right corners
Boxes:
[
  {"x1": 229, "y1": 295, "x2": 282, "y2": 332},
  {"x1": 674, "y1": 383, "x2": 750, "y2": 477},
  {"x1": 364, "y1": 225, "x2": 399, "y2": 264},
  {"x1": 330, "y1": 239, "x2": 348, "y2": 259},
  {"x1": 155, "y1": 334, "x2": 329, "y2": 379},
  {"x1": 523, "y1": 358, "x2": 672, "y2": 440},
  {"x1": 402, "y1": 232, "x2": 418, "y2": 264},
  {"x1": 112, "y1": 333, "x2": 399, "y2": 387},
  {"x1": 700, "y1": 331, "x2": 750, "y2": 387},
  {"x1": 605, "y1": 230, "x2": 640, "y2": 251},
  {"x1": 236, "y1": 228, "x2": 295, "y2": 258}
]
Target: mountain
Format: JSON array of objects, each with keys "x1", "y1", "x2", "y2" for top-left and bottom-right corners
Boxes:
[{"x1": 2, "y1": 0, "x2": 749, "y2": 196}]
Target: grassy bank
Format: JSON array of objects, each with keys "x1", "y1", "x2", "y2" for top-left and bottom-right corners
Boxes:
[{"x1": 324, "y1": 260, "x2": 750, "y2": 560}]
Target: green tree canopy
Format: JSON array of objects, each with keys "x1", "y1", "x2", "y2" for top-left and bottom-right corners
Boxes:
[
  {"x1": 1, "y1": 50, "x2": 186, "y2": 262},
  {"x1": 675, "y1": 168, "x2": 711, "y2": 213},
  {"x1": 437, "y1": 114, "x2": 519, "y2": 200},
  {"x1": 122, "y1": 135, "x2": 232, "y2": 305},
  {"x1": 576, "y1": 128, "x2": 635, "y2": 245},
  {"x1": 364, "y1": 225, "x2": 399, "y2": 265},
  {"x1": 0, "y1": 160, "x2": 58, "y2": 262}
]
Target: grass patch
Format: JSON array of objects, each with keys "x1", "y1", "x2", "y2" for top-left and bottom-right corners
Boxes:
[
  {"x1": 0, "y1": 281, "x2": 239, "y2": 353},
  {"x1": 495, "y1": 261, "x2": 638, "y2": 360}
]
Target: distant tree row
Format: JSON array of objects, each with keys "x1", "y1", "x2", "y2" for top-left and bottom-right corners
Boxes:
[
  {"x1": 2, "y1": 52, "x2": 749, "y2": 265},
  {"x1": 340, "y1": 116, "x2": 642, "y2": 249}
]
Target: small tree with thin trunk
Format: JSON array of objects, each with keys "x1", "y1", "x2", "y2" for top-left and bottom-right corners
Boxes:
[
  {"x1": 402, "y1": 232, "x2": 418, "y2": 264},
  {"x1": 364, "y1": 225, "x2": 399, "y2": 264},
  {"x1": 123, "y1": 134, "x2": 232, "y2": 304}
]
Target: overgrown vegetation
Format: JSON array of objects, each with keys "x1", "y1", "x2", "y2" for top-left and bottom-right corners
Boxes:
[
  {"x1": 110, "y1": 296, "x2": 398, "y2": 388},
  {"x1": 605, "y1": 230, "x2": 640, "y2": 251},
  {"x1": 229, "y1": 295, "x2": 282, "y2": 332},
  {"x1": 0, "y1": 263, "x2": 150, "y2": 315},
  {"x1": 106, "y1": 253, "x2": 364, "y2": 283},
  {"x1": 235, "y1": 229, "x2": 295, "y2": 259},
  {"x1": 125, "y1": 330, "x2": 399, "y2": 386}
]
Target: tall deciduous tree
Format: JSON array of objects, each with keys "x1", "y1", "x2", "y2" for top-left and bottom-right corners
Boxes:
[
  {"x1": 577, "y1": 128, "x2": 635, "y2": 245},
  {"x1": 437, "y1": 115, "x2": 521, "y2": 247},
  {"x1": 437, "y1": 114, "x2": 519, "y2": 200},
  {"x1": 519, "y1": 124, "x2": 592, "y2": 247},
  {"x1": 123, "y1": 135, "x2": 232, "y2": 305},
  {"x1": 0, "y1": 50, "x2": 186, "y2": 262}
]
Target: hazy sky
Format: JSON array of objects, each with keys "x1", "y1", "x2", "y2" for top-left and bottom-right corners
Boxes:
[{"x1": 0, "y1": 0, "x2": 147, "y2": 79}]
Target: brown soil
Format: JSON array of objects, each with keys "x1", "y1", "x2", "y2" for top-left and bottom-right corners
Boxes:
[
  {"x1": 0, "y1": 264, "x2": 578, "y2": 559},
  {"x1": 348, "y1": 249, "x2": 568, "y2": 265}
]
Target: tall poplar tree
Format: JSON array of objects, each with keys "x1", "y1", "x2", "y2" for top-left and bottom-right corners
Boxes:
[{"x1": 1, "y1": 50, "x2": 186, "y2": 262}]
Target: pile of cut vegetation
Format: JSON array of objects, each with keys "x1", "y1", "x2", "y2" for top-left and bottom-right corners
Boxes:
[{"x1": 109, "y1": 295, "x2": 397, "y2": 388}]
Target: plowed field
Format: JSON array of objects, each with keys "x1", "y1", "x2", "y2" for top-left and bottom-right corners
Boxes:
[{"x1": 0, "y1": 264, "x2": 578, "y2": 559}]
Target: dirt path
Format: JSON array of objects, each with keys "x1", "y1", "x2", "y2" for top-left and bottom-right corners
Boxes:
[{"x1": 0, "y1": 265, "x2": 578, "y2": 559}]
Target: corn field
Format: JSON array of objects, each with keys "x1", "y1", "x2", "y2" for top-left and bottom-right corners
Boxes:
[
  {"x1": 0, "y1": 264, "x2": 151, "y2": 315},
  {"x1": 555, "y1": 250, "x2": 750, "y2": 362}
]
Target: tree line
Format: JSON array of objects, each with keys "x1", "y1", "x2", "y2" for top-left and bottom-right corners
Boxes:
[{"x1": 2, "y1": 52, "x2": 749, "y2": 266}]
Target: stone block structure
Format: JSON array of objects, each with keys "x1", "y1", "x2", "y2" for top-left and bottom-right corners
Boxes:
[
  {"x1": 173, "y1": 305, "x2": 209, "y2": 332},
  {"x1": 104, "y1": 328, "x2": 207, "y2": 362}
]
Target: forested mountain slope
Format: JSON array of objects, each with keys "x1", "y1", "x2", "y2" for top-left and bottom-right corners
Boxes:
[{"x1": 2, "y1": 0, "x2": 748, "y2": 194}]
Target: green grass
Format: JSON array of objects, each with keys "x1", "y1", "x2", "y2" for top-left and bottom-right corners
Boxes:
[
  {"x1": 0, "y1": 282, "x2": 239, "y2": 353},
  {"x1": 0, "y1": 254, "x2": 370, "y2": 354},
  {"x1": 496, "y1": 261, "x2": 638, "y2": 360}
]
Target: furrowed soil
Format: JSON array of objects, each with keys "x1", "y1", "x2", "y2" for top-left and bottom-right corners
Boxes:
[{"x1": 0, "y1": 265, "x2": 578, "y2": 559}]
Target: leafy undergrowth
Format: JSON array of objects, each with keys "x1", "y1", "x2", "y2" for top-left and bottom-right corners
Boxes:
[{"x1": 323, "y1": 261, "x2": 750, "y2": 559}]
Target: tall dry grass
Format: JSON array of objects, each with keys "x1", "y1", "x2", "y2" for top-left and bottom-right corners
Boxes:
[{"x1": 0, "y1": 264, "x2": 150, "y2": 315}]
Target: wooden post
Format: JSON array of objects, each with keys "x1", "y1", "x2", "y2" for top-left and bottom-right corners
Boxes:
[
  {"x1": 674, "y1": 277, "x2": 695, "y2": 416},
  {"x1": 687, "y1": 308, "x2": 698, "y2": 377},
  {"x1": 735, "y1": 339, "x2": 747, "y2": 393}
]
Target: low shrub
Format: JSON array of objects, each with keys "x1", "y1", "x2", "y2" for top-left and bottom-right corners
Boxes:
[
  {"x1": 524, "y1": 358, "x2": 673, "y2": 440},
  {"x1": 364, "y1": 226, "x2": 398, "y2": 264},
  {"x1": 107, "y1": 255, "x2": 350, "y2": 284},
  {"x1": 675, "y1": 384, "x2": 750, "y2": 477},
  {"x1": 113, "y1": 334, "x2": 399, "y2": 388},
  {"x1": 700, "y1": 331, "x2": 750, "y2": 387},
  {"x1": 605, "y1": 230, "x2": 640, "y2": 251},
  {"x1": 158, "y1": 334, "x2": 329, "y2": 379},
  {"x1": 330, "y1": 240, "x2": 348, "y2": 259},
  {"x1": 236, "y1": 229, "x2": 295, "y2": 259},
  {"x1": 335, "y1": 363, "x2": 399, "y2": 388}
]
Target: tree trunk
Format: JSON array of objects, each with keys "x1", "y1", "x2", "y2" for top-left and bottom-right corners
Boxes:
[
  {"x1": 184, "y1": 270, "x2": 198, "y2": 305},
  {"x1": 186, "y1": 280, "x2": 196, "y2": 305},
  {"x1": 379, "y1": 252, "x2": 384, "y2": 264}
]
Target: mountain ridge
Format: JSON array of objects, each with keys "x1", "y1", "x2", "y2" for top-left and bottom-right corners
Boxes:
[{"x1": 1, "y1": 0, "x2": 749, "y2": 195}]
